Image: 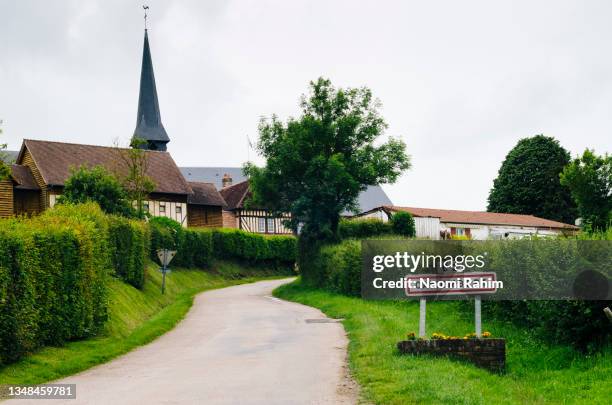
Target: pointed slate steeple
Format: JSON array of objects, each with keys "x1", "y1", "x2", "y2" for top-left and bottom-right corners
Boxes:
[{"x1": 132, "y1": 29, "x2": 170, "y2": 151}]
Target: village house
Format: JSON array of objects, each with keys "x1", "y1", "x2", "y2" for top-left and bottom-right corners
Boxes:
[
  {"x1": 354, "y1": 206, "x2": 578, "y2": 239},
  {"x1": 180, "y1": 168, "x2": 395, "y2": 234}
]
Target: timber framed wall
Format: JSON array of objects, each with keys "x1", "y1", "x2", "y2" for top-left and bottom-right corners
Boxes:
[
  {"x1": 0, "y1": 180, "x2": 14, "y2": 218},
  {"x1": 235, "y1": 209, "x2": 292, "y2": 234}
]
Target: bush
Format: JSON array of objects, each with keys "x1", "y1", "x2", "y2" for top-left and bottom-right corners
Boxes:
[
  {"x1": 212, "y1": 228, "x2": 296, "y2": 267},
  {"x1": 0, "y1": 204, "x2": 112, "y2": 365},
  {"x1": 320, "y1": 240, "x2": 362, "y2": 296},
  {"x1": 338, "y1": 218, "x2": 393, "y2": 239},
  {"x1": 173, "y1": 228, "x2": 213, "y2": 269},
  {"x1": 149, "y1": 216, "x2": 184, "y2": 260},
  {"x1": 390, "y1": 211, "x2": 416, "y2": 237},
  {"x1": 108, "y1": 216, "x2": 150, "y2": 289},
  {"x1": 59, "y1": 166, "x2": 135, "y2": 217}
]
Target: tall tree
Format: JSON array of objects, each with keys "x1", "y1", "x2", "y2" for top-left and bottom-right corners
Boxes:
[
  {"x1": 487, "y1": 135, "x2": 576, "y2": 223},
  {"x1": 560, "y1": 149, "x2": 611, "y2": 230},
  {"x1": 113, "y1": 139, "x2": 156, "y2": 218},
  {"x1": 246, "y1": 77, "x2": 410, "y2": 243}
]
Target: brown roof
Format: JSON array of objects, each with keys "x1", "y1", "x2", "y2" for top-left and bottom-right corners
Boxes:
[
  {"x1": 18, "y1": 139, "x2": 192, "y2": 195},
  {"x1": 10, "y1": 164, "x2": 40, "y2": 190},
  {"x1": 383, "y1": 206, "x2": 578, "y2": 230},
  {"x1": 219, "y1": 180, "x2": 250, "y2": 210},
  {"x1": 187, "y1": 182, "x2": 227, "y2": 207}
]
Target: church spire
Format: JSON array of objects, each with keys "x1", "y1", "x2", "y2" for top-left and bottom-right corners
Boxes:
[{"x1": 132, "y1": 27, "x2": 170, "y2": 151}]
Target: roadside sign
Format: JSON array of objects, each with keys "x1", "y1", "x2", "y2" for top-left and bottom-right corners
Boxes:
[
  {"x1": 405, "y1": 272, "x2": 498, "y2": 297},
  {"x1": 157, "y1": 249, "x2": 176, "y2": 267},
  {"x1": 156, "y1": 249, "x2": 177, "y2": 295},
  {"x1": 405, "y1": 272, "x2": 498, "y2": 339}
]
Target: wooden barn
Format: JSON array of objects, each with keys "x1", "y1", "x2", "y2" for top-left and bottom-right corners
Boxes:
[{"x1": 187, "y1": 182, "x2": 226, "y2": 228}]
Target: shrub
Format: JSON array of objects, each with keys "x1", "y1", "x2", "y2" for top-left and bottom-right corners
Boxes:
[
  {"x1": 0, "y1": 204, "x2": 112, "y2": 365},
  {"x1": 212, "y1": 228, "x2": 296, "y2": 267},
  {"x1": 173, "y1": 228, "x2": 213, "y2": 269},
  {"x1": 108, "y1": 216, "x2": 150, "y2": 288},
  {"x1": 149, "y1": 216, "x2": 184, "y2": 260},
  {"x1": 338, "y1": 218, "x2": 393, "y2": 239},
  {"x1": 390, "y1": 211, "x2": 416, "y2": 237},
  {"x1": 59, "y1": 166, "x2": 135, "y2": 217}
]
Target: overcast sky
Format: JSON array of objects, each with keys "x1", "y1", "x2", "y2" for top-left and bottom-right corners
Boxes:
[{"x1": 1, "y1": 0, "x2": 611, "y2": 210}]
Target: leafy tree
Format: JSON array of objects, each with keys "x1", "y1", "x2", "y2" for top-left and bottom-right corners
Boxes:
[
  {"x1": 0, "y1": 120, "x2": 11, "y2": 180},
  {"x1": 487, "y1": 134, "x2": 576, "y2": 224},
  {"x1": 246, "y1": 78, "x2": 410, "y2": 240},
  {"x1": 58, "y1": 166, "x2": 134, "y2": 217},
  {"x1": 391, "y1": 211, "x2": 416, "y2": 237},
  {"x1": 245, "y1": 78, "x2": 410, "y2": 283},
  {"x1": 113, "y1": 138, "x2": 156, "y2": 218},
  {"x1": 560, "y1": 149, "x2": 611, "y2": 230}
]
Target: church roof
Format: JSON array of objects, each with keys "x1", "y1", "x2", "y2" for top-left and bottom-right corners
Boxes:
[
  {"x1": 17, "y1": 139, "x2": 191, "y2": 195},
  {"x1": 133, "y1": 30, "x2": 169, "y2": 145}
]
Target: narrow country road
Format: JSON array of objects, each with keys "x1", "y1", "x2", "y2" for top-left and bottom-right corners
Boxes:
[{"x1": 9, "y1": 279, "x2": 357, "y2": 405}]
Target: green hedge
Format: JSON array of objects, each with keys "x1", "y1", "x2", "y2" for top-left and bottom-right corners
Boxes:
[
  {"x1": 338, "y1": 218, "x2": 393, "y2": 239},
  {"x1": 311, "y1": 236, "x2": 611, "y2": 351},
  {"x1": 0, "y1": 204, "x2": 111, "y2": 365},
  {"x1": 212, "y1": 228, "x2": 296, "y2": 266},
  {"x1": 108, "y1": 216, "x2": 150, "y2": 289},
  {"x1": 173, "y1": 229, "x2": 213, "y2": 269},
  {"x1": 149, "y1": 218, "x2": 296, "y2": 269}
]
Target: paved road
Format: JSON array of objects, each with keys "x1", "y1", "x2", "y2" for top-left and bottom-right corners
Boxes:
[{"x1": 9, "y1": 279, "x2": 357, "y2": 405}]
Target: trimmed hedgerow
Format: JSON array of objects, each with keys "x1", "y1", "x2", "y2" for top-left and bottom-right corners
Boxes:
[
  {"x1": 211, "y1": 228, "x2": 296, "y2": 266},
  {"x1": 0, "y1": 204, "x2": 112, "y2": 365},
  {"x1": 173, "y1": 228, "x2": 213, "y2": 269},
  {"x1": 149, "y1": 218, "x2": 296, "y2": 269},
  {"x1": 338, "y1": 218, "x2": 393, "y2": 239},
  {"x1": 107, "y1": 216, "x2": 150, "y2": 289}
]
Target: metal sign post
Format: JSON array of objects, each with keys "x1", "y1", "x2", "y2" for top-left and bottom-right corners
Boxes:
[
  {"x1": 419, "y1": 297, "x2": 427, "y2": 338},
  {"x1": 157, "y1": 249, "x2": 176, "y2": 294},
  {"x1": 475, "y1": 295, "x2": 482, "y2": 338},
  {"x1": 405, "y1": 272, "x2": 498, "y2": 339}
]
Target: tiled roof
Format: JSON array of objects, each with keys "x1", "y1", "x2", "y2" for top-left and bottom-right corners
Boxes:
[
  {"x1": 19, "y1": 139, "x2": 191, "y2": 195},
  {"x1": 180, "y1": 166, "x2": 393, "y2": 212},
  {"x1": 10, "y1": 165, "x2": 39, "y2": 190},
  {"x1": 385, "y1": 206, "x2": 578, "y2": 229},
  {"x1": 219, "y1": 180, "x2": 250, "y2": 210},
  {"x1": 187, "y1": 182, "x2": 226, "y2": 207}
]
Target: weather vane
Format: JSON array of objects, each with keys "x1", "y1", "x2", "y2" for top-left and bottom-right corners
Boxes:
[{"x1": 143, "y1": 5, "x2": 149, "y2": 30}]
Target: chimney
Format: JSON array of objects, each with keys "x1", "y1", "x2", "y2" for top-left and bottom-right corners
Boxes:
[{"x1": 222, "y1": 173, "x2": 233, "y2": 188}]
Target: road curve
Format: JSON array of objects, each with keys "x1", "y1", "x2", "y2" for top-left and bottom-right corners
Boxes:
[{"x1": 10, "y1": 278, "x2": 357, "y2": 405}]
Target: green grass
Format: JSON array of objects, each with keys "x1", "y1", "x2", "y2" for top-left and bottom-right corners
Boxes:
[
  {"x1": 274, "y1": 280, "x2": 612, "y2": 405},
  {"x1": 0, "y1": 260, "x2": 289, "y2": 385}
]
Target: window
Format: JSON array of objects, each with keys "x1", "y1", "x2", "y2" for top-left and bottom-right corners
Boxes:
[
  {"x1": 176, "y1": 206, "x2": 182, "y2": 215},
  {"x1": 143, "y1": 202, "x2": 149, "y2": 213},
  {"x1": 455, "y1": 228, "x2": 465, "y2": 236},
  {"x1": 267, "y1": 218, "x2": 275, "y2": 234},
  {"x1": 159, "y1": 203, "x2": 166, "y2": 214},
  {"x1": 258, "y1": 217, "x2": 266, "y2": 233}
]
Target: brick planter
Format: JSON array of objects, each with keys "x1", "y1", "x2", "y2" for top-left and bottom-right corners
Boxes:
[{"x1": 397, "y1": 338, "x2": 506, "y2": 372}]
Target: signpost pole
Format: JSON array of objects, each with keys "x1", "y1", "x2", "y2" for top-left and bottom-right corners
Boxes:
[
  {"x1": 161, "y1": 264, "x2": 167, "y2": 294},
  {"x1": 475, "y1": 295, "x2": 482, "y2": 338},
  {"x1": 419, "y1": 297, "x2": 427, "y2": 338},
  {"x1": 156, "y1": 249, "x2": 175, "y2": 295}
]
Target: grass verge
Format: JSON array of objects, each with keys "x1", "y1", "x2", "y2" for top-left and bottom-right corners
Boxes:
[
  {"x1": 0, "y1": 261, "x2": 289, "y2": 385},
  {"x1": 274, "y1": 280, "x2": 612, "y2": 405}
]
